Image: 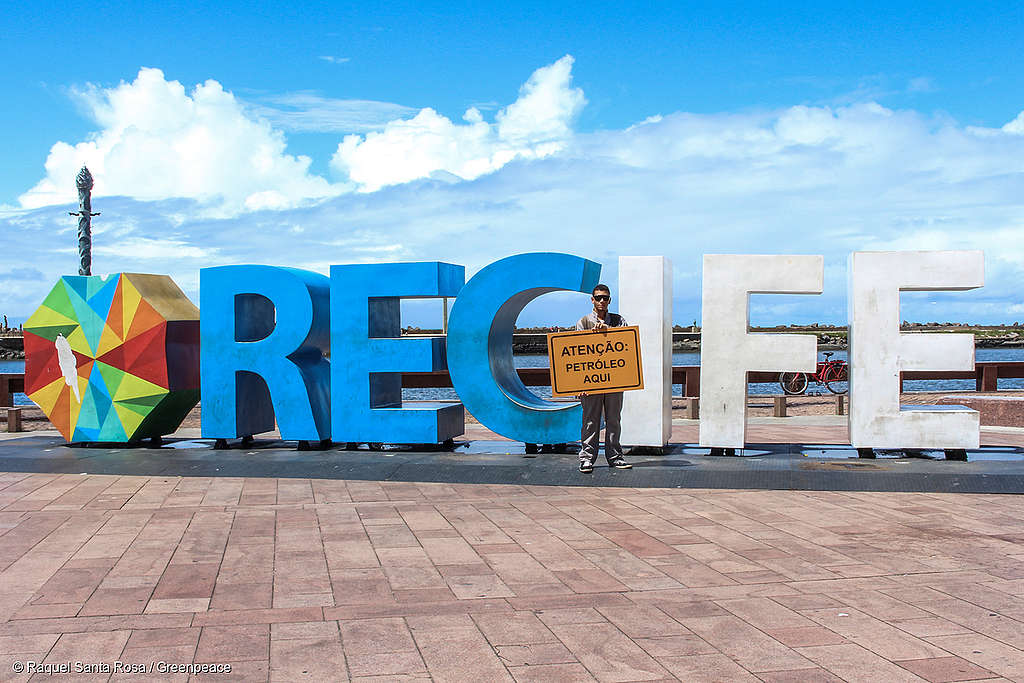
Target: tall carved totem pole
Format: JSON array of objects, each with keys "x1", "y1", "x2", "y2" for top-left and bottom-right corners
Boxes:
[{"x1": 69, "y1": 166, "x2": 99, "y2": 276}]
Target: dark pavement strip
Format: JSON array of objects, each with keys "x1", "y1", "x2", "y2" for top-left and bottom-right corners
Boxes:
[{"x1": 1, "y1": 436, "x2": 1023, "y2": 493}]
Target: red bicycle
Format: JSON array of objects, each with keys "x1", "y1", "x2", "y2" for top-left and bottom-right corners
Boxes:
[{"x1": 779, "y1": 352, "x2": 848, "y2": 395}]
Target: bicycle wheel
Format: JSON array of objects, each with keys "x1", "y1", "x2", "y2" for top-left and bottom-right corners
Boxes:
[
  {"x1": 779, "y1": 372, "x2": 808, "y2": 395},
  {"x1": 824, "y1": 364, "x2": 849, "y2": 394}
]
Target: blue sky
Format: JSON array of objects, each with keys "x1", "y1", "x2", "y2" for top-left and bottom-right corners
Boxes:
[{"x1": 2, "y1": 1, "x2": 1023, "y2": 326}]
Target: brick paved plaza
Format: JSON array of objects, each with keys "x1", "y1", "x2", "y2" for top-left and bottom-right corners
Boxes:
[{"x1": 2, "y1": 445, "x2": 1024, "y2": 682}]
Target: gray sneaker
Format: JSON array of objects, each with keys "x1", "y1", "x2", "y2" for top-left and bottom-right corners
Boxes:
[
  {"x1": 579, "y1": 461, "x2": 595, "y2": 473},
  {"x1": 608, "y1": 456, "x2": 632, "y2": 469}
]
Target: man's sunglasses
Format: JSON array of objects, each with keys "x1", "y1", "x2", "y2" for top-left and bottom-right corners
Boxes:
[{"x1": 593, "y1": 295, "x2": 610, "y2": 302}]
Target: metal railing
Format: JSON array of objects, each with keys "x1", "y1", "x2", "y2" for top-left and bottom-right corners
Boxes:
[
  {"x1": 3, "y1": 361, "x2": 1022, "y2": 407},
  {"x1": 404, "y1": 361, "x2": 1024, "y2": 397}
]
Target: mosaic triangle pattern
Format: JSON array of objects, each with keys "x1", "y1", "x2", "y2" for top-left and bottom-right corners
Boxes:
[{"x1": 24, "y1": 273, "x2": 200, "y2": 443}]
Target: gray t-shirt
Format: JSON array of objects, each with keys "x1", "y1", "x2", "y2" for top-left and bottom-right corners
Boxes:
[{"x1": 575, "y1": 311, "x2": 627, "y2": 330}]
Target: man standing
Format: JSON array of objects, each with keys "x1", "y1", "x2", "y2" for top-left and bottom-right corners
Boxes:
[{"x1": 575, "y1": 284, "x2": 632, "y2": 473}]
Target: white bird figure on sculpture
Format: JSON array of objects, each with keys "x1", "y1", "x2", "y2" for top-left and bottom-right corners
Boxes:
[{"x1": 54, "y1": 333, "x2": 80, "y2": 403}]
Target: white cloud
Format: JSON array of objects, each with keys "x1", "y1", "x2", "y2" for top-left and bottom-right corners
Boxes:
[
  {"x1": 18, "y1": 57, "x2": 586, "y2": 212},
  {"x1": 318, "y1": 56, "x2": 350, "y2": 64},
  {"x1": 496, "y1": 56, "x2": 585, "y2": 145},
  {"x1": 6, "y1": 59, "x2": 1024, "y2": 327},
  {"x1": 246, "y1": 92, "x2": 417, "y2": 133},
  {"x1": 91, "y1": 236, "x2": 215, "y2": 260},
  {"x1": 330, "y1": 55, "x2": 585, "y2": 191},
  {"x1": 1004, "y1": 110, "x2": 1024, "y2": 134},
  {"x1": 19, "y1": 68, "x2": 340, "y2": 214}
]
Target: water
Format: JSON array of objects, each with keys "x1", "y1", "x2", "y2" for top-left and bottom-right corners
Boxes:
[
  {"x1": 6, "y1": 347, "x2": 1024, "y2": 406},
  {"x1": 408, "y1": 347, "x2": 1024, "y2": 401}
]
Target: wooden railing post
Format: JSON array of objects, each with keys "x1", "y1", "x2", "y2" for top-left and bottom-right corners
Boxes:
[
  {"x1": 773, "y1": 396, "x2": 787, "y2": 417},
  {"x1": 684, "y1": 398, "x2": 699, "y2": 419},
  {"x1": 684, "y1": 367, "x2": 700, "y2": 398},
  {"x1": 981, "y1": 365, "x2": 998, "y2": 392},
  {"x1": 5, "y1": 408, "x2": 22, "y2": 433}
]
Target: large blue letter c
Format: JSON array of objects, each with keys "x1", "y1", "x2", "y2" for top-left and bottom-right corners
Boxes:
[{"x1": 447, "y1": 253, "x2": 601, "y2": 444}]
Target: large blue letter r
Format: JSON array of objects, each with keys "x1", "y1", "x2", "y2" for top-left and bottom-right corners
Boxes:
[{"x1": 200, "y1": 265, "x2": 330, "y2": 442}]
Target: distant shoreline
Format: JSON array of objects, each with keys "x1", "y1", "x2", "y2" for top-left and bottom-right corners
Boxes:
[{"x1": 2, "y1": 322, "x2": 1022, "y2": 362}]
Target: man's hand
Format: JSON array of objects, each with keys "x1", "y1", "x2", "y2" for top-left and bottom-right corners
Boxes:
[
  {"x1": 576, "y1": 391, "x2": 588, "y2": 399},
  {"x1": 593, "y1": 320, "x2": 608, "y2": 332}
]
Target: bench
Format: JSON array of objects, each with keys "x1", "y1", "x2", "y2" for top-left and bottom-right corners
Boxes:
[
  {"x1": 769, "y1": 395, "x2": 846, "y2": 417},
  {"x1": 680, "y1": 395, "x2": 846, "y2": 419}
]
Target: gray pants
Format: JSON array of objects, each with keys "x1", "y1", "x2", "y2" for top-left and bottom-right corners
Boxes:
[{"x1": 580, "y1": 392, "x2": 624, "y2": 463}]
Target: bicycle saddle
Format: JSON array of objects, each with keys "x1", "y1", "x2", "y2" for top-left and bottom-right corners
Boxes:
[{"x1": 822, "y1": 352, "x2": 834, "y2": 358}]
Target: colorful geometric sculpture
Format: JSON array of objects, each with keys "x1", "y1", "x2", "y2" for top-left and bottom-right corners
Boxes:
[{"x1": 24, "y1": 273, "x2": 200, "y2": 443}]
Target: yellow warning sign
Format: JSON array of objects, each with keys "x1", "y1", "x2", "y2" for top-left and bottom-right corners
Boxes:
[{"x1": 547, "y1": 326, "x2": 644, "y2": 397}]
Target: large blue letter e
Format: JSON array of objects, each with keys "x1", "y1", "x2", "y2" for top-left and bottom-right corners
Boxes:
[{"x1": 331, "y1": 262, "x2": 464, "y2": 444}]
